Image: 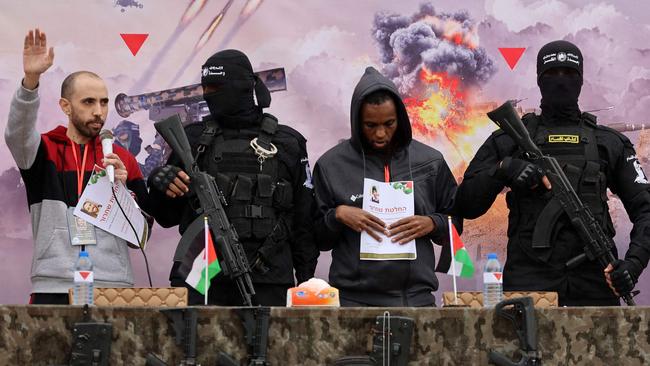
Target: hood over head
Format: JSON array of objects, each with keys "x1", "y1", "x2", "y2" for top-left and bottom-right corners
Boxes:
[{"x1": 350, "y1": 67, "x2": 412, "y2": 152}]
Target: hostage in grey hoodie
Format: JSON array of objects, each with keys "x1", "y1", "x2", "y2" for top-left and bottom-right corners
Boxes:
[
  {"x1": 5, "y1": 84, "x2": 150, "y2": 298},
  {"x1": 312, "y1": 67, "x2": 461, "y2": 306}
]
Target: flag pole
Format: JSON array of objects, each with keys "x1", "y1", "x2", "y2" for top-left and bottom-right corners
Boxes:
[
  {"x1": 204, "y1": 216, "x2": 209, "y2": 306},
  {"x1": 448, "y1": 216, "x2": 458, "y2": 305}
]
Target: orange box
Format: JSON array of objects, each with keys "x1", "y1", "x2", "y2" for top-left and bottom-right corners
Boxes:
[{"x1": 286, "y1": 279, "x2": 340, "y2": 307}]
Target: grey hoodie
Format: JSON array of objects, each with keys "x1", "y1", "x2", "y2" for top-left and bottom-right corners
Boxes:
[
  {"x1": 5, "y1": 85, "x2": 149, "y2": 295},
  {"x1": 312, "y1": 67, "x2": 460, "y2": 306}
]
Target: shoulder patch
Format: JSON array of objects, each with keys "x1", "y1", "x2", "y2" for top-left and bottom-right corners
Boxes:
[{"x1": 626, "y1": 154, "x2": 649, "y2": 184}]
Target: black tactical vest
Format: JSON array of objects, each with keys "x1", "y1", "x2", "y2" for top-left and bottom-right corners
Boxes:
[
  {"x1": 195, "y1": 114, "x2": 294, "y2": 271},
  {"x1": 506, "y1": 112, "x2": 613, "y2": 262}
]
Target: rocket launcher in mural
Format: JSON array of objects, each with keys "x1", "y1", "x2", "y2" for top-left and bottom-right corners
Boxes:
[
  {"x1": 607, "y1": 123, "x2": 650, "y2": 132},
  {"x1": 116, "y1": 67, "x2": 287, "y2": 119}
]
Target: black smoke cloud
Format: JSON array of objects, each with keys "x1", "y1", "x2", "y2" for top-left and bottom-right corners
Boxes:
[{"x1": 372, "y1": 3, "x2": 496, "y2": 95}]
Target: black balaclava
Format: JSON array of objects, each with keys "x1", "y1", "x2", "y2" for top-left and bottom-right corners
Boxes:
[
  {"x1": 201, "y1": 49, "x2": 271, "y2": 128},
  {"x1": 536, "y1": 40, "x2": 583, "y2": 123}
]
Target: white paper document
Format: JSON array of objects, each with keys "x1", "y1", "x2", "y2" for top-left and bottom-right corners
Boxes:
[
  {"x1": 74, "y1": 167, "x2": 148, "y2": 248},
  {"x1": 360, "y1": 178, "x2": 416, "y2": 260}
]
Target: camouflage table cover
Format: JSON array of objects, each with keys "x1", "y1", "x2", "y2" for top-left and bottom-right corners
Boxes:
[{"x1": 0, "y1": 305, "x2": 647, "y2": 365}]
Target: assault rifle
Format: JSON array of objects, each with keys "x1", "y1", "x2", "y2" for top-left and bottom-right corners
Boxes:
[
  {"x1": 49, "y1": 305, "x2": 112, "y2": 366},
  {"x1": 487, "y1": 101, "x2": 636, "y2": 305},
  {"x1": 489, "y1": 297, "x2": 541, "y2": 366},
  {"x1": 333, "y1": 313, "x2": 414, "y2": 366},
  {"x1": 155, "y1": 114, "x2": 256, "y2": 306},
  {"x1": 217, "y1": 307, "x2": 272, "y2": 366},
  {"x1": 146, "y1": 308, "x2": 199, "y2": 366}
]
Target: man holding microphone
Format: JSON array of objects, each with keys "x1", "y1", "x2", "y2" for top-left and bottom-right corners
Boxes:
[{"x1": 4, "y1": 29, "x2": 149, "y2": 304}]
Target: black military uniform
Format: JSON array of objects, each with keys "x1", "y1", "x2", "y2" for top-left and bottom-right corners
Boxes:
[
  {"x1": 148, "y1": 50, "x2": 318, "y2": 306},
  {"x1": 455, "y1": 40, "x2": 650, "y2": 306}
]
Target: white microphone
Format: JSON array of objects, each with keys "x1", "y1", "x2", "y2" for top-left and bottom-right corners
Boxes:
[{"x1": 99, "y1": 130, "x2": 115, "y2": 184}]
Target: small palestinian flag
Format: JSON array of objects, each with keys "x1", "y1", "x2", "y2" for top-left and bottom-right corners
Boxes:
[
  {"x1": 185, "y1": 217, "x2": 221, "y2": 295},
  {"x1": 435, "y1": 217, "x2": 475, "y2": 278}
]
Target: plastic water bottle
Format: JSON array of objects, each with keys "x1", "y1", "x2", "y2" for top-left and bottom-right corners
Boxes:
[
  {"x1": 483, "y1": 253, "x2": 503, "y2": 308},
  {"x1": 73, "y1": 250, "x2": 94, "y2": 305}
]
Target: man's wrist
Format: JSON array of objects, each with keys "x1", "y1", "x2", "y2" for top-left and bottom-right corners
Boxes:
[
  {"x1": 22, "y1": 74, "x2": 40, "y2": 90},
  {"x1": 326, "y1": 207, "x2": 345, "y2": 232},
  {"x1": 334, "y1": 205, "x2": 345, "y2": 222},
  {"x1": 427, "y1": 215, "x2": 436, "y2": 234}
]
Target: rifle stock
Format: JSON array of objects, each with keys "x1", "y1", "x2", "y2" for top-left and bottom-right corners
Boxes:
[
  {"x1": 153, "y1": 114, "x2": 195, "y2": 172},
  {"x1": 486, "y1": 101, "x2": 542, "y2": 158},
  {"x1": 488, "y1": 297, "x2": 541, "y2": 366}
]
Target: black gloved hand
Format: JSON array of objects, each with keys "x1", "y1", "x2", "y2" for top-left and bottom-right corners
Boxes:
[
  {"x1": 494, "y1": 157, "x2": 545, "y2": 190},
  {"x1": 610, "y1": 259, "x2": 641, "y2": 296},
  {"x1": 147, "y1": 165, "x2": 182, "y2": 193}
]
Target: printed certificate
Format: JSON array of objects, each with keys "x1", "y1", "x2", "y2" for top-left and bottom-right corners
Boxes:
[
  {"x1": 74, "y1": 167, "x2": 148, "y2": 249},
  {"x1": 360, "y1": 178, "x2": 416, "y2": 260}
]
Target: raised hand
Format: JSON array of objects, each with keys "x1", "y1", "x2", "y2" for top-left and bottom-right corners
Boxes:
[{"x1": 23, "y1": 28, "x2": 54, "y2": 90}]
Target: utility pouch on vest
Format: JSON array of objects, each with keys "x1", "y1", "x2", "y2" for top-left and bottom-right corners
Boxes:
[
  {"x1": 581, "y1": 161, "x2": 600, "y2": 185},
  {"x1": 229, "y1": 175, "x2": 254, "y2": 238},
  {"x1": 232, "y1": 174, "x2": 253, "y2": 202},
  {"x1": 273, "y1": 179, "x2": 294, "y2": 211},
  {"x1": 216, "y1": 173, "x2": 233, "y2": 198},
  {"x1": 253, "y1": 175, "x2": 275, "y2": 238},
  {"x1": 256, "y1": 174, "x2": 274, "y2": 208},
  {"x1": 579, "y1": 161, "x2": 604, "y2": 214},
  {"x1": 564, "y1": 163, "x2": 582, "y2": 188},
  {"x1": 257, "y1": 174, "x2": 273, "y2": 197}
]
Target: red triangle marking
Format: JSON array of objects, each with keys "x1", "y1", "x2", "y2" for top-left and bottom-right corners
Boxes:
[
  {"x1": 120, "y1": 33, "x2": 149, "y2": 56},
  {"x1": 79, "y1": 271, "x2": 90, "y2": 280},
  {"x1": 494, "y1": 273, "x2": 503, "y2": 281},
  {"x1": 498, "y1": 47, "x2": 526, "y2": 70}
]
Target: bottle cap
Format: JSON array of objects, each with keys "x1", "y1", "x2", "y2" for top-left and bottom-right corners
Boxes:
[
  {"x1": 79, "y1": 251, "x2": 89, "y2": 257},
  {"x1": 487, "y1": 253, "x2": 497, "y2": 260}
]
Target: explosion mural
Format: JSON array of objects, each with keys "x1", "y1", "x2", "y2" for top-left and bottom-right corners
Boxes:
[
  {"x1": 373, "y1": 3, "x2": 497, "y2": 171},
  {"x1": 402, "y1": 68, "x2": 498, "y2": 168}
]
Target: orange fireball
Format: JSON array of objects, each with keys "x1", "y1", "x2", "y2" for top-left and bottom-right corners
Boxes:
[{"x1": 405, "y1": 67, "x2": 495, "y2": 173}]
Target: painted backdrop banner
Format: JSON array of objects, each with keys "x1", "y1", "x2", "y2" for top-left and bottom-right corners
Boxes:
[{"x1": 0, "y1": 0, "x2": 649, "y2": 304}]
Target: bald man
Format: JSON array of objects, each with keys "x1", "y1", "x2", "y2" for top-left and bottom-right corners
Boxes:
[{"x1": 4, "y1": 29, "x2": 150, "y2": 304}]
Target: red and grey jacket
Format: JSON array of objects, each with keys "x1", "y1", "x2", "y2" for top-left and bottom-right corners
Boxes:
[{"x1": 5, "y1": 85, "x2": 150, "y2": 294}]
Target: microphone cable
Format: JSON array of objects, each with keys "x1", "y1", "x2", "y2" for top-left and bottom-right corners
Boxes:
[{"x1": 112, "y1": 184, "x2": 153, "y2": 287}]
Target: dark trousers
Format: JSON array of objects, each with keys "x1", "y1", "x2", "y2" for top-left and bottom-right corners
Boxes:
[
  {"x1": 172, "y1": 279, "x2": 290, "y2": 306},
  {"x1": 30, "y1": 293, "x2": 69, "y2": 305}
]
